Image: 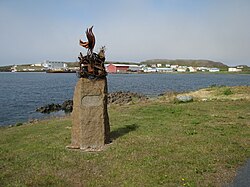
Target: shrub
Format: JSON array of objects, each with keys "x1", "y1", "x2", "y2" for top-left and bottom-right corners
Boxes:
[{"x1": 223, "y1": 88, "x2": 233, "y2": 95}]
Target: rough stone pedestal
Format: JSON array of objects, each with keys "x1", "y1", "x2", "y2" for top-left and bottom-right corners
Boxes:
[{"x1": 67, "y1": 78, "x2": 110, "y2": 151}]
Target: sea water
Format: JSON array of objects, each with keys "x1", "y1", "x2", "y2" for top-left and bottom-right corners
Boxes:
[{"x1": 0, "y1": 72, "x2": 250, "y2": 126}]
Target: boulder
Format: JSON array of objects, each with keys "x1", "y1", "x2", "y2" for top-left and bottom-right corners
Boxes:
[{"x1": 176, "y1": 95, "x2": 193, "y2": 103}]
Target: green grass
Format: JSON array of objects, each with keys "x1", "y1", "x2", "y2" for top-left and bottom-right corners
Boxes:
[
  {"x1": 0, "y1": 99, "x2": 250, "y2": 186},
  {"x1": 223, "y1": 88, "x2": 233, "y2": 95}
]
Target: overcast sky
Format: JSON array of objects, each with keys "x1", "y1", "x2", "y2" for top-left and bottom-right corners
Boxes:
[{"x1": 0, "y1": 0, "x2": 250, "y2": 66}]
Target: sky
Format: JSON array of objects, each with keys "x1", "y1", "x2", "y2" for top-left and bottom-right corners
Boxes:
[{"x1": 0, "y1": 0, "x2": 250, "y2": 66}]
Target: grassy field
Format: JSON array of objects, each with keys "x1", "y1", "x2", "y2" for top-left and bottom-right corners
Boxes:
[{"x1": 0, "y1": 86, "x2": 249, "y2": 186}]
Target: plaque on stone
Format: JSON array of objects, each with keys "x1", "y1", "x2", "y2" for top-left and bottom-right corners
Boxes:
[{"x1": 67, "y1": 26, "x2": 110, "y2": 151}]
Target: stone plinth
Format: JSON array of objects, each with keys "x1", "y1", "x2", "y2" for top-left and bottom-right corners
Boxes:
[{"x1": 68, "y1": 78, "x2": 110, "y2": 151}]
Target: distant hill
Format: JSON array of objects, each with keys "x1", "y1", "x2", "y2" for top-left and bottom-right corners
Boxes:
[
  {"x1": 141, "y1": 59, "x2": 228, "y2": 68},
  {"x1": 0, "y1": 65, "x2": 12, "y2": 72},
  {"x1": 67, "y1": 61, "x2": 139, "y2": 66},
  {"x1": 105, "y1": 61, "x2": 139, "y2": 65}
]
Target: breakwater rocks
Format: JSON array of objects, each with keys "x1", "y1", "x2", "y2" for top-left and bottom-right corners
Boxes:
[
  {"x1": 36, "y1": 92, "x2": 148, "y2": 113},
  {"x1": 36, "y1": 100, "x2": 73, "y2": 113}
]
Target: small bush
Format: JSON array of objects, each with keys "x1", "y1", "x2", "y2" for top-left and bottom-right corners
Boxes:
[
  {"x1": 223, "y1": 88, "x2": 233, "y2": 95},
  {"x1": 15, "y1": 122, "x2": 23, "y2": 126}
]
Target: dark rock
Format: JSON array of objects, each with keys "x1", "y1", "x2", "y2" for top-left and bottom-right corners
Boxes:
[
  {"x1": 36, "y1": 103, "x2": 61, "y2": 113},
  {"x1": 61, "y1": 100, "x2": 73, "y2": 113}
]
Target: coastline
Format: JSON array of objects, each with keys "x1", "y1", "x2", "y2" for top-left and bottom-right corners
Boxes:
[
  {"x1": 2, "y1": 70, "x2": 250, "y2": 74},
  {"x1": 1, "y1": 86, "x2": 249, "y2": 186}
]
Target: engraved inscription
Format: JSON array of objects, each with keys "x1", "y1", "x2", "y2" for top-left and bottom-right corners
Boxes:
[{"x1": 81, "y1": 95, "x2": 102, "y2": 107}]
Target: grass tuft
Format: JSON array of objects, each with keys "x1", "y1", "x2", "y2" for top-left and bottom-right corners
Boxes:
[{"x1": 223, "y1": 88, "x2": 233, "y2": 95}]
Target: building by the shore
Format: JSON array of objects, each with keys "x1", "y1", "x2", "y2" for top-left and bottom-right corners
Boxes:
[
  {"x1": 43, "y1": 60, "x2": 68, "y2": 70},
  {"x1": 209, "y1": 68, "x2": 220, "y2": 72},
  {"x1": 106, "y1": 64, "x2": 141, "y2": 73},
  {"x1": 228, "y1": 67, "x2": 242, "y2": 72}
]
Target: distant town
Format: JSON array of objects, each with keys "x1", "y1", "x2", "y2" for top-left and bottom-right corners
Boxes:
[{"x1": 0, "y1": 59, "x2": 249, "y2": 73}]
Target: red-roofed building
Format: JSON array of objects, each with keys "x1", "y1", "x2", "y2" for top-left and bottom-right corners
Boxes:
[{"x1": 106, "y1": 64, "x2": 130, "y2": 73}]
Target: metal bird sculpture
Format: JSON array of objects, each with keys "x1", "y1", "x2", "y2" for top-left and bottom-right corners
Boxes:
[
  {"x1": 79, "y1": 26, "x2": 95, "y2": 55},
  {"x1": 78, "y1": 26, "x2": 107, "y2": 79}
]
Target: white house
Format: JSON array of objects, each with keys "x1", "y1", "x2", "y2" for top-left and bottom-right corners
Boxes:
[
  {"x1": 156, "y1": 67, "x2": 173, "y2": 73},
  {"x1": 170, "y1": 65, "x2": 178, "y2": 69},
  {"x1": 11, "y1": 65, "x2": 17, "y2": 72},
  {"x1": 197, "y1": 67, "x2": 209, "y2": 72},
  {"x1": 43, "y1": 60, "x2": 68, "y2": 70},
  {"x1": 209, "y1": 68, "x2": 220, "y2": 72},
  {"x1": 128, "y1": 64, "x2": 142, "y2": 72},
  {"x1": 187, "y1": 67, "x2": 197, "y2": 72},
  {"x1": 143, "y1": 67, "x2": 157, "y2": 73},
  {"x1": 177, "y1": 66, "x2": 187, "y2": 72},
  {"x1": 228, "y1": 67, "x2": 242, "y2": 72},
  {"x1": 31, "y1": 63, "x2": 42, "y2": 67},
  {"x1": 237, "y1": 66, "x2": 244, "y2": 69}
]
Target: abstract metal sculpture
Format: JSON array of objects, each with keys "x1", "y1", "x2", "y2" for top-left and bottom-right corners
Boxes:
[{"x1": 77, "y1": 26, "x2": 107, "y2": 79}]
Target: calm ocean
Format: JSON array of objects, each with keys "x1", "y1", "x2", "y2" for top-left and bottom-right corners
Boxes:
[{"x1": 1, "y1": 72, "x2": 250, "y2": 126}]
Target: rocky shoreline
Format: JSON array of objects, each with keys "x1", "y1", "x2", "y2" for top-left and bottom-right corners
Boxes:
[
  {"x1": 36, "y1": 91, "x2": 148, "y2": 114},
  {"x1": 36, "y1": 100, "x2": 73, "y2": 113}
]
